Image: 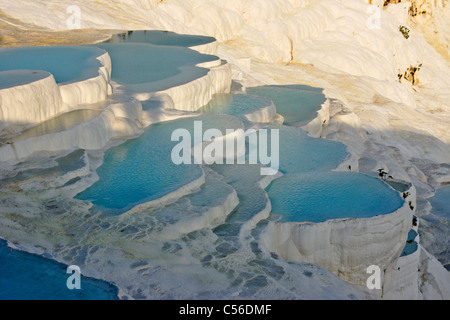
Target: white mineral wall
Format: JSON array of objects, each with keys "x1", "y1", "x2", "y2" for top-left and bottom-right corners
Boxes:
[
  {"x1": 417, "y1": 246, "x2": 450, "y2": 299},
  {"x1": 59, "y1": 51, "x2": 113, "y2": 107},
  {"x1": 158, "y1": 60, "x2": 232, "y2": 112},
  {"x1": 190, "y1": 40, "x2": 219, "y2": 56},
  {"x1": 124, "y1": 169, "x2": 206, "y2": 215},
  {"x1": 161, "y1": 186, "x2": 239, "y2": 240},
  {"x1": 301, "y1": 97, "x2": 330, "y2": 138},
  {"x1": 383, "y1": 207, "x2": 420, "y2": 300},
  {"x1": 243, "y1": 101, "x2": 277, "y2": 123},
  {"x1": 0, "y1": 99, "x2": 143, "y2": 163},
  {"x1": 0, "y1": 71, "x2": 65, "y2": 132},
  {"x1": 383, "y1": 244, "x2": 421, "y2": 299}
]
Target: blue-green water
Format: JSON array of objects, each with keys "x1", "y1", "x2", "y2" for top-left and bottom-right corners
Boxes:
[
  {"x1": 400, "y1": 230, "x2": 419, "y2": 257},
  {"x1": 267, "y1": 172, "x2": 404, "y2": 223},
  {"x1": 386, "y1": 180, "x2": 411, "y2": 193},
  {"x1": 0, "y1": 46, "x2": 105, "y2": 84},
  {"x1": 275, "y1": 125, "x2": 348, "y2": 174},
  {"x1": 407, "y1": 229, "x2": 418, "y2": 242},
  {"x1": 0, "y1": 70, "x2": 50, "y2": 89},
  {"x1": 429, "y1": 185, "x2": 450, "y2": 219},
  {"x1": 0, "y1": 239, "x2": 118, "y2": 300},
  {"x1": 401, "y1": 241, "x2": 418, "y2": 257}
]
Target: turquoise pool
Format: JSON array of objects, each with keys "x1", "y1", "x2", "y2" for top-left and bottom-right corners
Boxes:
[
  {"x1": 272, "y1": 125, "x2": 348, "y2": 175},
  {"x1": 0, "y1": 70, "x2": 51, "y2": 89},
  {"x1": 0, "y1": 46, "x2": 105, "y2": 84},
  {"x1": 267, "y1": 172, "x2": 404, "y2": 223}
]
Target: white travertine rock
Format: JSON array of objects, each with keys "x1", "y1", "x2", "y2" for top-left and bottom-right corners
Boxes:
[
  {"x1": 301, "y1": 97, "x2": 330, "y2": 138},
  {"x1": 158, "y1": 60, "x2": 232, "y2": 111},
  {"x1": 0, "y1": 71, "x2": 64, "y2": 132},
  {"x1": 384, "y1": 244, "x2": 421, "y2": 300},
  {"x1": 0, "y1": 99, "x2": 143, "y2": 163},
  {"x1": 59, "y1": 51, "x2": 113, "y2": 107},
  {"x1": 243, "y1": 100, "x2": 277, "y2": 123},
  {"x1": 124, "y1": 169, "x2": 207, "y2": 215},
  {"x1": 190, "y1": 40, "x2": 219, "y2": 55},
  {"x1": 417, "y1": 246, "x2": 450, "y2": 300},
  {"x1": 160, "y1": 184, "x2": 239, "y2": 240}
]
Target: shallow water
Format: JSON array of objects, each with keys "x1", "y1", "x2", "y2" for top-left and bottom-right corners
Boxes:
[
  {"x1": 275, "y1": 125, "x2": 348, "y2": 174},
  {"x1": 386, "y1": 180, "x2": 411, "y2": 193},
  {"x1": 429, "y1": 185, "x2": 450, "y2": 219},
  {"x1": 0, "y1": 46, "x2": 105, "y2": 84},
  {"x1": 0, "y1": 70, "x2": 50, "y2": 89},
  {"x1": 267, "y1": 172, "x2": 404, "y2": 223},
  {"x1": 8, "y1": 109, "x2": 102, "y2": 143}
]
